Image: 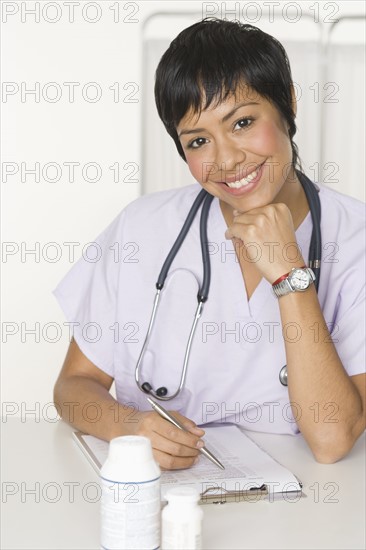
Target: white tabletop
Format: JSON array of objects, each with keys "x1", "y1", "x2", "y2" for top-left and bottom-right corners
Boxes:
[{"x1": 1, "y1": 418, "x2": 365, "y2": 550}]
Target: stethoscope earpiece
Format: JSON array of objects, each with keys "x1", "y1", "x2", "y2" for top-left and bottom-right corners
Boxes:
[
  {"x1": 140, "y1": 382, "x2": 169, "y2": 398},
  {"x1": 141, "y1": 382, "x2": 153, "y2": 393}
]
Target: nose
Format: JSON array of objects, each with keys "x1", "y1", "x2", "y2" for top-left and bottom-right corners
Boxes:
[{"x1": 213, "y1": 139, "x2": 246, "y2": 178}]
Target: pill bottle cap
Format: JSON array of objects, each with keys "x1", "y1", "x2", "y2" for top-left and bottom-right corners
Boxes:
[
  {"x1": 165, "y1": 486, "x2": 201, "y2": 503},
  {"x1": 108, "y1": 435, "x2": 154, "y2": 466}
]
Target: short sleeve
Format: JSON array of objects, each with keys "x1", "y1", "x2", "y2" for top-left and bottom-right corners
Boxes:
[
  {"x1": 53, "y1": 211, "x2": 126, "y2": 377},
  {"x1": 315, "y1": 185, "x2": 366, "y2": 379},
  {"x1": 331, "y1": 283, "x2": 365, "y2": 377}
]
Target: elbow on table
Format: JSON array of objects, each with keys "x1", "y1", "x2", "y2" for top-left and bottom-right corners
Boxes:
[
  {"x1": 53, "y1": 376, "x2": 62, "y2": 404},
  {"x1": 313, "y1": 449, "x2": 345, "y2": 464},
  {"x1": 53, "y1": 378, "x2": 69, "y2": 422},
  {"x1": 311, "y1": 430, "x2": 363, "y2": 464}
]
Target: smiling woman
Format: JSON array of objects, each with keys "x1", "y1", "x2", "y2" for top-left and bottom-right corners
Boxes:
[{"x1": 53, "y1": 17, "x2": 365, "y2": 469}]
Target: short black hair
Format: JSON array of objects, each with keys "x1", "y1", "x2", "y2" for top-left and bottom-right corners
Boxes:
[{"x1": 155, "y1": 17, "x2": 302, "y2": 171}]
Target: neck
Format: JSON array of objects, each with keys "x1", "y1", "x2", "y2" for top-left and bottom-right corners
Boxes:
[{"x1": 274, "y1": 169, "x2": 309, "y2": 230}]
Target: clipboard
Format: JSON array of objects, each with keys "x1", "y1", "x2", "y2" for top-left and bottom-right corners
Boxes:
[
  {"x1": 73, "y1": 426, "x2": 304, "y2": 505},
  {"x1": 73, "y1": 431, "x2": 103, "y2": 472},
  {"x1": 200, "y1": 482, "x2": 304, "y2": 504},
  {"x1": 201, "y1": 483, "x2": 268, "y2": 504}
]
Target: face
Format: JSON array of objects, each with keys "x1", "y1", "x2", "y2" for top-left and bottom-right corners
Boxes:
[{"x1": 177, "y1": 87, "x2": 295, "y2": 214}]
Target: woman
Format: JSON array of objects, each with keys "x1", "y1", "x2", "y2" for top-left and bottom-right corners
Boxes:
[{"x1": 53, "y1": 18, "x2": 365, "y2": 469}]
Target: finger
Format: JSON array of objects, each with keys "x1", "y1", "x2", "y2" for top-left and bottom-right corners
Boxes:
[
  {"x1": 188, "y1": 425, "x2": 206, "y2": 436},
  {"x1": 152, "y1": 448, "x2": 200, "y2": 471},
  {"x1": 172, "y1": 412, "x2": 205, "y2": 436},
  {"x1": 225, "y1": 223, "x2": 247, "y2": 241},
  {"x1": 138, "y1": 413, "x2": 204, "y2": 450},
  {"x1": 150, "y1": 431, "x2": 201, "y2": 458},
  {"x1": 156, "y1": 418, "x2": 205, "y2": 450}
]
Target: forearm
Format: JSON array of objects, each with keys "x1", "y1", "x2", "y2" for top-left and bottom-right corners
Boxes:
[
  {"x1": 279, "y1": 286, "x2": 364, "y2": 462},
  {"x1": 53, "y1": 375, "x2": 138, "y2": 441}
]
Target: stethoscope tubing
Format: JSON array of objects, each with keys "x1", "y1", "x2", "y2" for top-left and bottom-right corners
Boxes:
[
  {"x1": 157, "y1": 189, "x2": 206, "y2": 290},
  {"x1": 300, "y1": 171, "x2": 322, "y2": 290},
  {"x1": 135, "y1": 171, "x2": 322, "y2": 397},
  {"x1": 135, "y1": 192, "x2": 213, "y2": 400}
]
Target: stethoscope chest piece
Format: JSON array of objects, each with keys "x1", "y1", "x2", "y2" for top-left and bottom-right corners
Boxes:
[{"x1": 279, "y1": 365, "x2": 288, "y2": 386}]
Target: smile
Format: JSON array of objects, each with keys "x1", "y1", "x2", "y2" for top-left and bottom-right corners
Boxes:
[{"x1": 223, "y1": 163, "x2": 264, "y2": 189}]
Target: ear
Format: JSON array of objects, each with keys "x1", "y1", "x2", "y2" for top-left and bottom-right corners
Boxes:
[{"x1": 290, "y1": 85, "x2": 297, "y2": 117}]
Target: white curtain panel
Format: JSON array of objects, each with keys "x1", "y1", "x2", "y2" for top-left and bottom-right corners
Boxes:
[
  {"x1": 142, "y1": 39, "x2": 195, "y2": 193},
  {"x1": 322, "y1": 43, "x2": 365, "y2": 201}
]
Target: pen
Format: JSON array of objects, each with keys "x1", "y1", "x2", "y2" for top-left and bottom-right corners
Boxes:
[{"x1": 146, "y1": 397, "x2": 225, "y2": 470}]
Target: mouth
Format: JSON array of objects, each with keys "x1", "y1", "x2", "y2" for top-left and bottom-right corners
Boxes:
[
  {"x1": 219, "y1": 162, "x2": 265, "y2": 194},
  {"x1": 222, "y1": 163, "x2": 264, "y2": 189}
]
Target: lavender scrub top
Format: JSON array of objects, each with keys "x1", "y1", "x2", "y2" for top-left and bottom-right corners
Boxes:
[{"x1": 54, "y1": 182, "x2": 365, "y2": 435}]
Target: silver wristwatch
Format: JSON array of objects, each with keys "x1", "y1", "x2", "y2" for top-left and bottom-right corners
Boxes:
[{"x1": 272, "y1": 267, "x2": 316, "y2": 298}]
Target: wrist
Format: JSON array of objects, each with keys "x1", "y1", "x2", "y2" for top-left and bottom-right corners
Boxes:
[
  {"x1": 110, "y1": 404, "x2": 144, "y2": 438},
  {"x1": 272, "y1": 265, "x2": 307, "y2": 286},
  {"x1": 272, "y1": 266, "x2": 316, "y2": 298}
]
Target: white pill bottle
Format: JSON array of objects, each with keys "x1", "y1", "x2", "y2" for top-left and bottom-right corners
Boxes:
[
  {"x1": 100, "y1": 435, "x2": 161, "y2": 550},
  {"x1": 161, "y1": 487, "x2": 203, "y2": 550}
]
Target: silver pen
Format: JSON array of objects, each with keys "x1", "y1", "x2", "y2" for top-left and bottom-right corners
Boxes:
[{"x1": 146, "y1": 397, "x2": 225, "y2": 470}]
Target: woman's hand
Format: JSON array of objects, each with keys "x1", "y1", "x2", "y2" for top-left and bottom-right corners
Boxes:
[
  {"x1": 131, "y1": 410, "x2": 205, "y2": 470},
  {"x1": 225, "y1": 202, "x2": 306, "y2": 283}
]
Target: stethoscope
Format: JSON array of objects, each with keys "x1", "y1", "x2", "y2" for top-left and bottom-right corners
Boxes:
[{"x1": 135, "y1": 171, "x2": 321, "y2": 400}]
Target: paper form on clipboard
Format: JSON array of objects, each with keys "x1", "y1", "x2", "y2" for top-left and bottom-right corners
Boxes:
[{"x1": 73, "y1": 424, "x2": 303, "y2": 504}]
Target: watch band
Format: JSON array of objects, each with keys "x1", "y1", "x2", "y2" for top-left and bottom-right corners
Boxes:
[
  {"x1": 272, "y1": 265, "x2": 306, "y2": 286},
  {"x1": 272, "y1": 267, "x2": 316, "y2": 298}
]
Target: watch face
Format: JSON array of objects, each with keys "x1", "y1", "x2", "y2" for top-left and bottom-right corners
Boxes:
[{"x1": 289, "y1": 269, "x2": 310, "y2": 290}]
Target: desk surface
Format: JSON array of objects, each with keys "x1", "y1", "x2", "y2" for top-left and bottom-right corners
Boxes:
[{"x1": 1, "y1": 418, "x2": 365, "y2": 550}]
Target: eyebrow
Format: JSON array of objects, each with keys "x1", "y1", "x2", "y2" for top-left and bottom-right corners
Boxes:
[{"x1": 178, "y1": 101, "x2": 260, "y2": 137}]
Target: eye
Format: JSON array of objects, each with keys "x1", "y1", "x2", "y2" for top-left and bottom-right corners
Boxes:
[
  {"x1": 187, "y1": 137, "x2": 208, "y2": 149},
  {"x1": 234, "y1": 117, "x2": 254, "y2": 130}
]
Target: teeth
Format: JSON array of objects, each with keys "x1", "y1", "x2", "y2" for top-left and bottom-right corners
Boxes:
[{"x1": 226, "y1": 166, "x2": 259, "y2": 189}]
